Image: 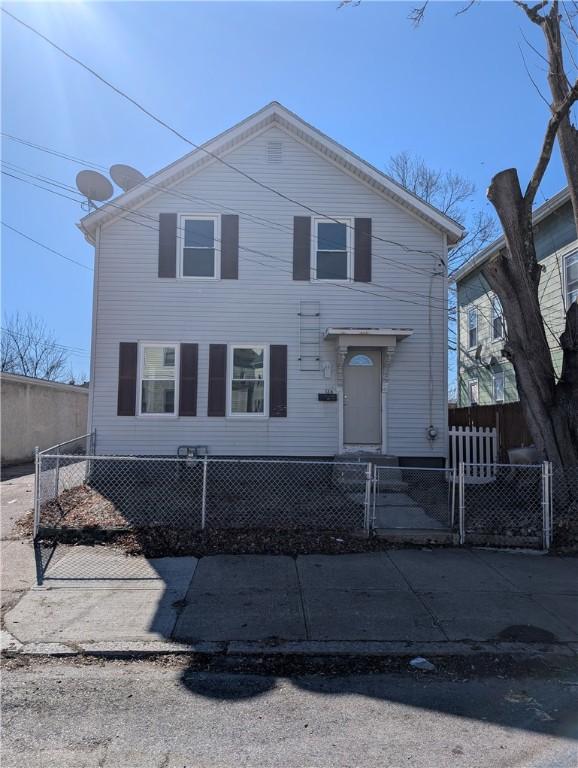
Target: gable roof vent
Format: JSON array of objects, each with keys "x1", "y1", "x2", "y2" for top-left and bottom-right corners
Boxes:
[{"x1": 267, "y1": 141, "x2": 283, "y2": 163}]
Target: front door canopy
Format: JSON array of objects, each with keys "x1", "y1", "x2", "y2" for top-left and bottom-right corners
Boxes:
[{"x1": 324, "y1": 327, "x2": 413, "y2": 349}]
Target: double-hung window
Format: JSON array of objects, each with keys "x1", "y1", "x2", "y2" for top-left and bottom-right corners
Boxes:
[
  {"x1": 467, "y1": 307, "x2": 478, "y2": 349},
  {"x1": 229, "y1": 345, "x2": 267, "y2": 416},
  {"x1": 180, "y1": 215, "x2": 219, "y2": 278},
  {"x1": 566, "y1": 252, "x2": 578, "y2": 307},
  {"x1": 491, "y1": 296, "x2": 504, "y2": 341},
  {"x1": 468, "y1": 379, "x2": 479, "y2": 406},
  {"x1": 314, "y1": 219, "x2": 351, "y2": 280},
  {"x1": 493, "y1": 371, "x2": 505, "y2": 403},
  {"x1": 139, "y1": 343, "x2": 178, "y2": 415}
]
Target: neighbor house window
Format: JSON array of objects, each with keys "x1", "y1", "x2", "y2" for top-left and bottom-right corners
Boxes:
[
  {"x1": 493, "y1": 371, "x2": 505, "y2": 403},
  {"x1": 491, "y1": 296, "x2": 504, "y2": 341},
  {"x1": 468, "y1": 379, "x2": 479, "y2": 406},
  {"x1": 140, "y1": 344, "x2": 177, "y2": 415},
  {"x1": 180, "y1": 216, "x2": 219, "y2": 278},
  {"x1": 566, "y1": 252, "x2": 578, "y2": 307},
  {"x1": 314, "y1": 219, "x2": 351, "y2": 280},
  {"x1": 468, "y1": 307, "x2": 478, "y2": 349},
  {"x1": 229, "y1": 345, "x2": 267, "y2": 415}
]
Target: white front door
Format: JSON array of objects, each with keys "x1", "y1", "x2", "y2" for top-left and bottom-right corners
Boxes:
[{"x1": 343, "y1": 349, "x2": 381, "y2": 446}]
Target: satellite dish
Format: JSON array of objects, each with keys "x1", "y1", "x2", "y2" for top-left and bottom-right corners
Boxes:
[
  {"x1": 76, "y1": 170, "x2": 114, "y2": 204},
  {"x1": 110, "y1": 164, "x2": 146, "y2": 192}
]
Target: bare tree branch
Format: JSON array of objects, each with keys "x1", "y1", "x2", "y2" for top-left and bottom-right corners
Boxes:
[
  {"x1": 455, "y1": 1, "x2": 478, "y2": 17},
  {"x1": 408, "y1": 1, "x2": 429, "y2": 27},
  {"x1": 1, "y1": 313, "x2": 69, "y2": 381},
  {"x1": 525, "y1": 76, "x2": 578, "y2": 205}
]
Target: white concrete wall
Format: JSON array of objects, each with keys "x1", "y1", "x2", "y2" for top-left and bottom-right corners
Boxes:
[
  {"x1": 91, "y1": 125, "x2": 448, "y2": 458},
  {"x1": 1, "y1": 374, "x2": 89, "y2": 465}
]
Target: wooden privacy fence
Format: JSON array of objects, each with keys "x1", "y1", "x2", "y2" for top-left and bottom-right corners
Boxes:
[
  {"x1": 449, "y1": 426, "x2": 497, "y2": 482},
  {"x1": 449, "y1": 402, "x2": 532, "y2": 462}
]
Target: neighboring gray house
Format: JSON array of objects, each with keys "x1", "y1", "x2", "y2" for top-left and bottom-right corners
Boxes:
[
  {"x1": 79, "y1": 103, "x2": 463, "y2": 463},
  {"x1": 454, "y1": 187, "x2": 577, "y2": 407}
]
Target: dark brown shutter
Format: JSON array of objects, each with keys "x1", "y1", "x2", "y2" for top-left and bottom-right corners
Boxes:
[
  {"x1": 158, "y1": 213, "x2": 177, "y2": 278},
  {"x1": 207, "y1": 344, "x2": 227, "y2": 416},
  {"x1": 117, "y1": 342, "x2": 137, "y2": 416},
  {"x1": 354, "y1": 218, "x2": 372, "y2": 282},
  {"x1": 179, "y1": 343, "x2": 198, "y2": 417},
  {"x1": 293, "y1": 217, "x2": 311, "y2": 280},
  {"x1": 220, "y1": 215, "x2": 239, "y2": 279},
  {"x1": 269, "y1": 345, "x2": 288, "y2": 417}
]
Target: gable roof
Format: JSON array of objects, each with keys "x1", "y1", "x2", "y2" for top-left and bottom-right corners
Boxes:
[
  {"x1": 452, "y1": 186, "x2": 571, "y2": 284},
  {"x1": 78, "y1": 101, "x2": 465, "y2": 244}
]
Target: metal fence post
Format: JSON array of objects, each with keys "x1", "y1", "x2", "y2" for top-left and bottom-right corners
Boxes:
[
  {"x1": 54, "y1": 446, "x2": 60, "y2": 499},
  {"x1": 364, "y1": 461, "x2": 373, "y2": 536},
  {"x1": 201, "y1": 456, "x2": 208, "y2": 530},
  {"x1": 33, "y1": 446, "x2": 40, "y2": 540},
  {"x1": 541, "y1": 460, "x2": 552, "y2": 551},
  {"x1": 458, "y1": 461, "x2": 465, "y2": 545}
]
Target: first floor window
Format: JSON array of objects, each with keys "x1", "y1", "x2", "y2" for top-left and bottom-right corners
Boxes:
[
  {"x1": 140, "y1": 344, "x2": 177, "y2": 414},
  {"x1": 493, "y1": 371, "x2": 505, "y2": 403},
  {"x1": 468, "y1": 307, "x2": 478, "y2": 349},
  {"x1": 468, "y1": 379, "x2": 479, "y2": 406},
  {"x1": 315, "y1": 219, "x2": 350, "y2": 280},
  {"x1": 230, "y1": 346, "x2": 266, "y2": 415},
  {"x1": 181, "y1": 216, "x2": 217, "y2": 278},
  {"x1": 566, "y1": 252, "x2": 578, "y2": 307},
  {"x1": 491, "y1": 296, "x2": 504, "y2": 340}
]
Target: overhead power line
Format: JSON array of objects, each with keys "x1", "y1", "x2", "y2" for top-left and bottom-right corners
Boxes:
[
  {"x1": 1, "y1": 7, "x2": 453, "y2": 269},
  {"x1": 2, "y1": 221, "x2": 93, "y2": 271}
]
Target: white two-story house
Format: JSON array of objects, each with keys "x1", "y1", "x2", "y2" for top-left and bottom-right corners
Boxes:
[{"x1": 79, "y1": 103, "x2": 463, "y2": 465}]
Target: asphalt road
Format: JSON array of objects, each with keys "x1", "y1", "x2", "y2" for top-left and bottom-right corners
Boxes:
[{"x1": 2, "y1": 658, "x2": 578, "y2": 767}]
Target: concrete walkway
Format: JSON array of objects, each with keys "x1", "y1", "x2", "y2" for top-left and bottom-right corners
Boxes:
[{"x1": 3, "y1": 546, "x2": 578, "y2": 654}]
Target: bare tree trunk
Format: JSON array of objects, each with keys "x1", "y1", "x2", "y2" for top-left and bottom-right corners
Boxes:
[{"x1": 482, "y1": 169, "x2": 578, "y2": 465}]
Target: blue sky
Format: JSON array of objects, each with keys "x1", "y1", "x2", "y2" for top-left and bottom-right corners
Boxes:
[{"x1": 1, "y1": 0, "x2": 569, "y2": 380}]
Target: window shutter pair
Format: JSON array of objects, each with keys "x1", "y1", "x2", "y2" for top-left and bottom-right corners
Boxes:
[
  {"x1": 207, "y1": 344, "x2": 287, "y2": 418},
  {"x1": 293, "y1": 216, "x2": 372, "y2": 282},
  {"x1": 158, "y1": 214, "x2": 238, "y2": 278},
  {"x1": 118, "y1": 343, "x2": 287, "y2": 418},
  {"x1": 117, "y1": 342, "x2": 198, "y2": 416}
]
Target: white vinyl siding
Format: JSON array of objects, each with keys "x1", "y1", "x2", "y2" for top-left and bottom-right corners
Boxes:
[{"x1": 91, "y1": 125, "x2": 448, "y2": 457}]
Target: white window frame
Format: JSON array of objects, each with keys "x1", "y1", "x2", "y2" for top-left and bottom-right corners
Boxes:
[
  {"x1": 491, "y1": 296, "x2": 504, "y2": 341},
  {"x1": 311, "y1": 217, "x2": 353, "y2": 282},
  {"x1": 178, "y1": 214, "x2": 220, "y2": 280},
  {"x1": 227, "y1": 344, "x2": 269, "y2": 418},
  {"x1": 468, "y1": 378, "x2": 479, "y2": 406},
  {"x1": 467, "y1": 306, "x2": 478, "y2": 350},
  {"x1": 137, "y1": 342, "x2": 179, "y2": 418},
  {"x1": 492, "y1": 371, "x2": 505, "y2": 403},
  {"x1": 564, "y1": 250, "x2": 578, "y2": 308}
]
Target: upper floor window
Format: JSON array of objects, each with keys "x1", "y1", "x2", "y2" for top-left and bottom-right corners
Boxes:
[
  {"x1": 314, "y1": 219, "x2": 352, "y2": 280},
  {"x1": 493, "y1": 371, "x2": 505, "y2": 403},
  {"x1": 140, "y1": 344, "x2": 177, "y2": 415},
  {"x1": 468, "y1": 307, "x2": 478, "y2": 349},
  {"x1": 566, "y1": 252, "x2": 578, "y2": 307},
  {"x1": 491, "y1": 296, "x2": 504, "y2": 341},
  {"x1": 180, "y1": 215, "x2": 219, "y2": 279},
  {"x1": 468, "y1": 379, "x2": 479, "y2": 406},
  {"x1": 229, "y1": 345, "x2": 267, "y2": 416}
]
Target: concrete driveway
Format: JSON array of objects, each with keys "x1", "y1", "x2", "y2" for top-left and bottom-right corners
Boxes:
[{"x1": 4, "y1": 547, "x2": 578, "y2": 650}]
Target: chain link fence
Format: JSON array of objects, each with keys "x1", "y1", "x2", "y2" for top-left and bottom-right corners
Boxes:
[
  {"x1": 33, "y1": 436, "x2": 577, "y2": 553},
  {"x1": 551, "y1": 465, "x2": 578, "y2": 550},
  {"x1": 373, "y1": 465, "x2": 456, "y2": 532},
  {"x1": 35, "y1": 452, "x2": 369, "y2": 535},
  {"x1": 459, "y1": 463, "x2": 545, "y2": 549}
]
